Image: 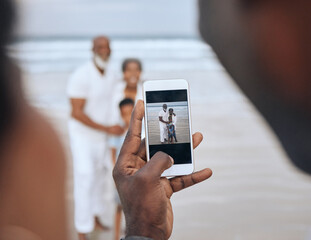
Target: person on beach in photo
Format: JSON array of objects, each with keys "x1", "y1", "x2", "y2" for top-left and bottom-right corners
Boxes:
[
  {"x1": 67, "y1": 36, "x2": 124, "y2": 240},
  {"x1": 167, "y1": 119, "x2": 176, "y2": 144},
  {"x1": 169, "y1": 107, "x2": 177, "y2": 129},
  {"x1": 109, "y1": 98, "x2": 134, "y2": 240},
  {"x1": 158, "y1": 104, "x2": 169, "y2": 144},
  {"x1": 167, "y1": 108, "x2": 178, "y2": 143}
]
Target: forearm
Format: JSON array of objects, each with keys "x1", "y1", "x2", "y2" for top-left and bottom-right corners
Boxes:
[
  {"x1": 106, "y1": 125, "x2": 124, "y2": 135},
  {"x1": 71, "y1": 111, "x2": 107, "y2": 131}
]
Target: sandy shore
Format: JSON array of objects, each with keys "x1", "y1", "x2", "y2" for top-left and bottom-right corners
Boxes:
[{"x1": 20, "y1": 39, "x2": 311, "y2": 240}]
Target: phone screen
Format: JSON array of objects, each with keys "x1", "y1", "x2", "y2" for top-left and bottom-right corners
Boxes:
[{"x1": 145, "y1": 89, "x2": 192, "y2": 164}]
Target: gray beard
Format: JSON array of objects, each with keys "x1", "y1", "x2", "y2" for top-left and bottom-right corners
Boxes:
[{"x1": 94, "y1": 54, "x2": 108, "y2": 70}]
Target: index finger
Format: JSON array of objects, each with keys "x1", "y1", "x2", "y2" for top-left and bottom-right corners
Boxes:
[{"x1": 120, "y1": 100, "x2": 145, "y2": 156}]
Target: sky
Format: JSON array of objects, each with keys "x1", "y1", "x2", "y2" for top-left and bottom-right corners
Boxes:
[{"x1": 15, "y1": 0, "x2": 198, "y2": 39}]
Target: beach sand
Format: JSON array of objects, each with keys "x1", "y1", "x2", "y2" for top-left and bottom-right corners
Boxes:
[{"x1": 18, "y1": 39, "x2": 311, "y2": 240}]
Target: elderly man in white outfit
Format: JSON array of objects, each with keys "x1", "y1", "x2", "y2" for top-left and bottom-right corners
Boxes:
[
  {"x1": 158, "y1": 104, "x2": 169, "y2": 143},
  {"x1": 67, "y1": 36, "x2": 123, "y2": 240}
]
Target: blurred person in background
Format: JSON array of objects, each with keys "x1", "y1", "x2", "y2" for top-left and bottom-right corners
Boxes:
[
  {"x1": 114, "y1": 58, "x2": 143, "y2": 103},
  {"x1": 109, "y1": 98, "x2": 135, "y2": 240},
  {"x1": 199, "y1": 0, "x2": 311, "y2": 174},
  {"x1": 121, "y1": 58, "x2": 143, "y2": 101},
  {"x1": 108, "y1": 59, "x2": 144, "y2": 240},
  {"x1": 112, "y1": 58, "x2": 144, "y2": 137},
  {"x1": 67, "y1": 36, "x2": 124, "y2": 240}
]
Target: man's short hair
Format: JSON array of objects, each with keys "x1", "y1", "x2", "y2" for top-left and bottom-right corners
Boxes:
[
  {"x1": 119, "y1": 98, "x2": 135, "y2": 109},
  {"x1": 122, "y1": 58, "x2": 142, "y2": 72}
]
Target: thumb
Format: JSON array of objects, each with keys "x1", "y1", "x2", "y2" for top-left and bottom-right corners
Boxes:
[{"x1": 141, "y1": 151, "x2": 174, "y2": 178}]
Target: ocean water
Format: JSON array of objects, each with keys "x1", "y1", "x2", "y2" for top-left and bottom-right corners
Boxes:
[
  {"x1": 10, "y1": 38, "x2": 236, "y2": 111},
  {"x1": 9, "y1": 38, "x2": 223, "y2": 74}
]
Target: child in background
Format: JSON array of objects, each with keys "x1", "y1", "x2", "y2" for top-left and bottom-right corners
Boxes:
[{"x1": 109, "y1": 98, "x2": 135, "y2": 240}]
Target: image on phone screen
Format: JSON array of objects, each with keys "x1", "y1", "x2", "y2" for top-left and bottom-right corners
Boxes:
[{"x1": 145, "y1": 89, "x2": 192, "y2": 164}]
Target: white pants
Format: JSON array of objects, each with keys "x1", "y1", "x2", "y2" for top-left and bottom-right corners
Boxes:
[
  {"x1": 69, "y1": 132, "x2": 112, "y2": 233},
  {"x1": 159, "y1": 124, "x2": 168, "y2": 142}
]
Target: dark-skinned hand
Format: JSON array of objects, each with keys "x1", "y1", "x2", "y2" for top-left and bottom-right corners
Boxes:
[{"x1": 113, "y1": 100, "x2": 212, "y2": 240}]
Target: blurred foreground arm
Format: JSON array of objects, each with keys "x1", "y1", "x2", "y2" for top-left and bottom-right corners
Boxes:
[
  {"x1": 0, "y1": 106, "x2": 68, "y2": 240},
  {"x1": 113, "y1": 100, "x2": 212, "y2": 240}
]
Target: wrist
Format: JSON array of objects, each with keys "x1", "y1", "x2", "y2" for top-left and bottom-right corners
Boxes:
[
  {"x1": 126, "y1": 221, "x2": 165, "y2": 240},
  {"x1": 99, "y1": 125, "x2": 107, "y2": 132}
]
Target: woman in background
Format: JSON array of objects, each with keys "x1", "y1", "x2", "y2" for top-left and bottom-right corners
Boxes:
[
  {"x1": 109, "y1": 59, "x2": 143, "y2": 239},
  {"x1": 115, "y1": 58, "x2": 143, "y2": 103}
]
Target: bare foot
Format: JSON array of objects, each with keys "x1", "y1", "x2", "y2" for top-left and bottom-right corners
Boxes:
[{"x1": 95, "y1": 217, "x2": 110, "y2": 231}]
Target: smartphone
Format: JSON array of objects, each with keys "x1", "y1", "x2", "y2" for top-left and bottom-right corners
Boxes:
[{"x1": 143, "y1": 79, "x2": 194, "y2": 177}]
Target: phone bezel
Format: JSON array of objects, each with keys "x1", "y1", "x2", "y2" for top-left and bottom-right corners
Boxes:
[{"x1": 143, "y1": 79, "x2": 194, "y2": 177}]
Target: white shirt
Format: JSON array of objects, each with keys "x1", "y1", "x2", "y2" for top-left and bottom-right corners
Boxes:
[
  {"x1": 67, "y1": 61, "x2": 120, "y2": 140},
  {"x1": 112, "y1": 80, "x2": 143, "y2": 104},
  {"x1": 111, "y1": 80, "x2": 145, "y2": 138},
  {"x1": 171, "y1": 114, "x2": 177, "y2": 130},
  {"x1": 159, "y1": 109, "x2": 168, "y2": 128}
]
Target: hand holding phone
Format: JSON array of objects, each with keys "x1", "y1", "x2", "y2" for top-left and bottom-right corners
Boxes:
[
  {"x1": 143, "y1": 79, "x2": 194, "y2": 177},
  {"x1": 113, "y1": 100, "x2": 212, "y2": 239}
]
